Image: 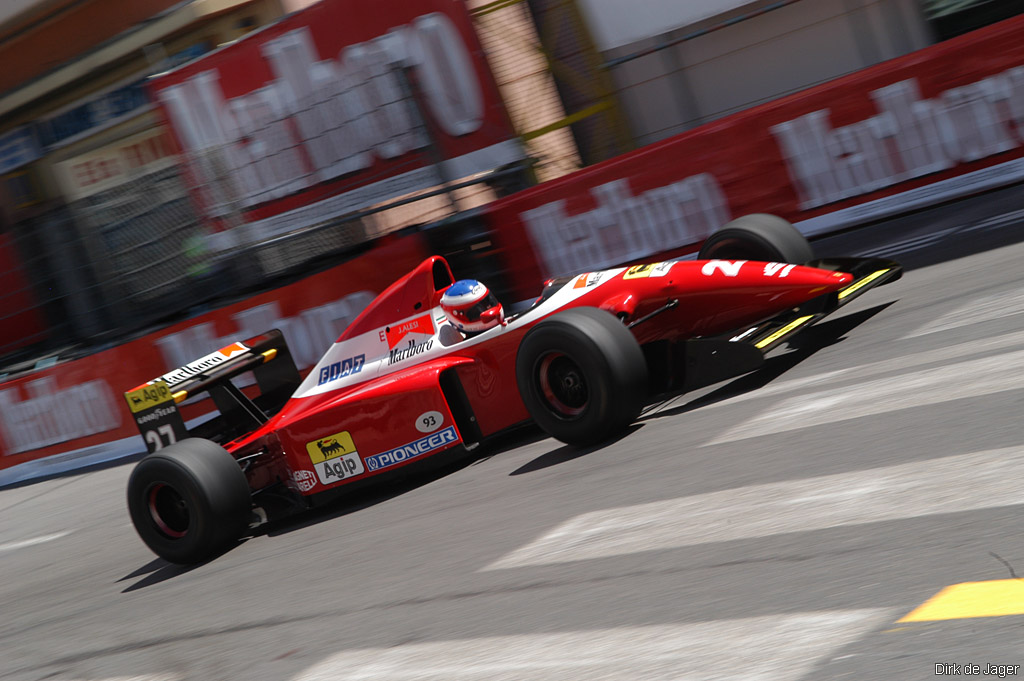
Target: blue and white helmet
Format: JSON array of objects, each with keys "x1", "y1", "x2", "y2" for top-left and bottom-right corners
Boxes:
[{"x1": 440, "y1": 279, "x2": 504, "y2": 333}]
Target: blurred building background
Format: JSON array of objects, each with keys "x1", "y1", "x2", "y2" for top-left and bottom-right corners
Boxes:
[
  {"x1": 0, "y1": 0, "x2": 1020, "y2": 371},
  {"x1": 0, "y1": 0, "x2": 319, "y2": 364}
]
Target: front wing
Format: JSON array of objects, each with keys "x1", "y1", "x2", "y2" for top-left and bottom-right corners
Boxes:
[{"x1": 675, "y1": 257, "x2": 901, "y2": 391}]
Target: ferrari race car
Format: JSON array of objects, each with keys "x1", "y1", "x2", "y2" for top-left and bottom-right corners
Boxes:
[{"x1": 124, "y1": 214, "x2": 901, "y2": 564}]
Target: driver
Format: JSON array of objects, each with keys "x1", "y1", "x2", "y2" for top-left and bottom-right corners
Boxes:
[{"x1": 440, "y1": 279, "x2": 504, "y2": 337}]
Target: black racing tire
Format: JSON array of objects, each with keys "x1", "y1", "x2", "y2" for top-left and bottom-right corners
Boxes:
[
  {"x1": 698, "y1": 213, "x2": 813, "y2": 264},
  {"x1": 127, "y1": 438, "x2": 251, "y2": 565},
  {"x1": 516, "y1": 307, "x2": 647, "y2": 447}
]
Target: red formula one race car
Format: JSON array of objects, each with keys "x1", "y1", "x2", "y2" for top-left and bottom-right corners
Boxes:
[{"x1": 124, "y1": 215, "x2": 900, "y2": 563}]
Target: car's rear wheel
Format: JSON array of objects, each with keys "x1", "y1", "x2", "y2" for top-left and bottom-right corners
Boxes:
[
  {"x1": 127, "y1": 438, "x2": 251, "y2": 564},
  {"x1": 699, "y1": 213, "x2": 813, "y2": 263},
  {"x1": 516, "y1": 307, "x2": 647, "y2": 447}
]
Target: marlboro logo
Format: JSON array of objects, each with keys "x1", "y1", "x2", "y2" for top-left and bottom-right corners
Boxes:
[{"x1": 157, "y1": 342, "x2": 250, "y2": 387}]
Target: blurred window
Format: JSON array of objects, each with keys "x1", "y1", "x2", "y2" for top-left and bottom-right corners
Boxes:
[
  {"x1": 920, "y1": 0, "x2": 1024, "y2": 40},
  {"x1": 3, "y1": 170, "x2": 40, "y2": 209}
]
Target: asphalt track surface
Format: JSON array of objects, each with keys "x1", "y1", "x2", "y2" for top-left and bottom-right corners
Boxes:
[{"x1": 3, "y1": 192, "x2": 1024, "y2": 680}]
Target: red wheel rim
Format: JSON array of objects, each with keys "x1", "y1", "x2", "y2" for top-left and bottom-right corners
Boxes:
[
  {"x1": 147, "y1": 483, "x2": 189, "y2": 539},
  {"x1": 537, "y1": 352, "x2": 588, "y2": 418}
]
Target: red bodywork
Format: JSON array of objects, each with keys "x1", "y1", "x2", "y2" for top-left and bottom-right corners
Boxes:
[{"x1": 220, "y1": 255, "x2": 860, "y2": 499}]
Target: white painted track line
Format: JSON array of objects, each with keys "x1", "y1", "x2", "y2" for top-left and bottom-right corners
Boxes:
[
  {"x1": 485, "y1": 447, "x2": 1024, "y2": 570},
  {"x1": 0, "y1": 530, "x2": 71, "y2": 554},
  {"x1": 903, "y1": 287, "x2": 1024, "y2": 338},
  {"x1": 707, "y1": 347, "x2": 1024, "y2": 444},
  {"x1": 673, "y1": 327, "x2": 1024, "y2": 415},
  {"x1": 58, "y1": 677, "x2": 181, "y2": 681},
  {"x1": 291, "y1": 609, "x2": 892, "y2": 681}
]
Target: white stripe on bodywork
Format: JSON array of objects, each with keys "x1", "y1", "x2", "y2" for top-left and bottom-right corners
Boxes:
[{"x1": 295, "y1": 269, "x2": 628, "y2": 400}]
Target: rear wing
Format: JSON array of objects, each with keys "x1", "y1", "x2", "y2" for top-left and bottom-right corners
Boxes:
[{"x1": 124, "y1": 329, "x2": 301, "y2": 453}]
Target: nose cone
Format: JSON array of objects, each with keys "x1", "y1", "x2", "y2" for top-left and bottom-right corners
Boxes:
[
  {"x1": 787, "y1": 266, "x2": 854, "y2": 293},
  {"x1": 754, "y1": 265, "x2": 854, "y2": 308}
]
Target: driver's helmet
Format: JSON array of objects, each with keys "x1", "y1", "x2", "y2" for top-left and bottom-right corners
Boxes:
[{"x1": 440, "y1": 279, "x2": 504, "y2": 334}]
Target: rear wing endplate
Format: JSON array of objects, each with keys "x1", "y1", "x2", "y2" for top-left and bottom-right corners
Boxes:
[{"x1": 124, "y1": 329, "x2": 301, "y2": 453}]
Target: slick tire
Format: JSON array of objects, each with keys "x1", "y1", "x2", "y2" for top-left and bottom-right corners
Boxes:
[
  {"x1": 698, "y1": 213, "x2": 813, "y2": 264},
  {"x1": 127, "y1": 438, "x2": 251, "y2": 565},
  {"x1": 516, "y1": 307, "x2": 647, "y2": 447}
]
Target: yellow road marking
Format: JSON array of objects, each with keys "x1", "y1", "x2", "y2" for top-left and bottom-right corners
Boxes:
[
  {"x1": 898, "y1": 579, "x2": 1024, "y2": 622},
  {"x1": 838, "y1": 268, "x2": 891, "y2": 300},
  {"x1": 755, "y1": 316, "x2": 814, "y2": 349}
]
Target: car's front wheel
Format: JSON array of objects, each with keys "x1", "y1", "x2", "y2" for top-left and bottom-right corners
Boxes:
[
  {"x1": 516, "y1": 307, "x2": 647, "y2": 447},
  {"x1": 699, "y1": 213, "x2": 813, "y2": 264},
  {"x1": 127, "y1": 438, "x2": 251, "y2": 564}
]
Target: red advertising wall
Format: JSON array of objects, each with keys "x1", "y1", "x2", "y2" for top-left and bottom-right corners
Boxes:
[
  {"x1": 486, "y1": 15, "x2": 1024, "y2": 299},
  {"x1": 0, "y1": 232, "x2": 48, "y2": 354},
  {"x1": 0, "y1": 234, "x2": 428, "y2": 471},
  {"x1": 150, "y1": 0, "x2": 522, "y2": 248}
]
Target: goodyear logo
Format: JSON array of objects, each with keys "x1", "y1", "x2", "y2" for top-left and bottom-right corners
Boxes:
[
  {"x1": 124, "y1": 381, "x2": 174, "y2": 414},
  {"x1": 365, "y1": 426, "x2": 458, "y2": 471},
  {"x1": 306, "y1": 431, "x2": 357, "y2": 464}
]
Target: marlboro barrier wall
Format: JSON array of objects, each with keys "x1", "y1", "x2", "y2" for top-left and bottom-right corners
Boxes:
[
  {"x1": 0, "y1": 235, "x2": 428, "y2": 476},
  {"x1": 150, "y1": 0, "x2": 522, "y2": 253},
  {"x1": 483, "y1": 15, "x2": 1024, "y2": 299},
  {"x1": 6, "y1": 14, "x2": 1024, "y2": 479}
]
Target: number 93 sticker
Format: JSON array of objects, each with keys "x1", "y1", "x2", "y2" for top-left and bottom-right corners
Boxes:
[{"x1": 416, "y1": 411, "x2": 444, "y2": 433}]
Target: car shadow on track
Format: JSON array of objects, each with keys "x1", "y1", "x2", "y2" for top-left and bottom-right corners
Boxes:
[
  {"x1": 118, "y1": 549, "x2": 241, "y2": 591},
  {"x1": 507, "y1": 424, "x2": 643, "y2": 476},
  {"x1": 641, "y1": 302, "x2": 895, "y2": 421},
  {"x1": 253, "y1": 448, "x2": 500, "y2": 539},
  {"x1": 118, "y1": 429, "x2": 559, "y2": 585}
]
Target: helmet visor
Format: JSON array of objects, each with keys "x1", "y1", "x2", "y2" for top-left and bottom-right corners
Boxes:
[{"x1": 450, "y1": 292, "x2": 500, "y2": 323}]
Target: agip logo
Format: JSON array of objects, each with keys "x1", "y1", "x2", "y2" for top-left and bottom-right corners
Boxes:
[
  {"x1": 305, "y1": 430, "x2": 365, "y2": 486},
  {"x1": 124, "y1": 380, "x2": 173, "y2": 414},
  {"x1": 306, "y1": 431, "x2": 357, "y2": 464}
]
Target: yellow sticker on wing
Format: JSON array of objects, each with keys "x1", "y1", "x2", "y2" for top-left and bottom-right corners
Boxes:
[
  {"x1": 624, "y1": 264, "x2": 655, "y2": 279},
  {"x1": 838, "y1": 268, "x2": 892, "y2": 300},
  {"x1": 755, "y1": 315, "x2": 814, "y2": 349},
  {"x1": 124, "y1": 380, "x2": 174, "y2": 414},
  {"x1": 307, "y1": 431, "x2": 358, "y2": 464}
]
